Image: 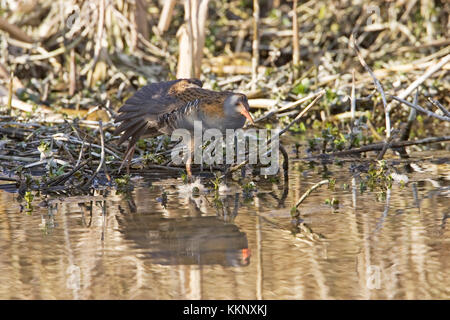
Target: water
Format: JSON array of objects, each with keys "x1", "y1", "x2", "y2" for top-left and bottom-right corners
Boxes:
[{"x1": 0, "y1": 152, "x2": 449, "y2": 299}]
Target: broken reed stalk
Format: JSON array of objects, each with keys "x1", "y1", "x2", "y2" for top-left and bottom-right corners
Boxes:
[
  {"x1": 176, "y1": 0, "x2": 209, "y2": 78},
  {"x1": 75, "y1": 140, "x2": 86, "y2": 167},
  {"x1": 292, "y1": 0, "x2": 300, "y2": 78},
  {"x1": 195, "y1": 0, "x2": 209, "y2": 77},
  {"x1": 177, "y1": 0, "x2": 194, "y2": 77},
  {"x1": 251, "y1": 0, "x2": 260, "y2": 91},
  {"x1": 133, "y1": 0, "x2": 150, "y2": 43},
  {"x1": 88, "y1": 0, "x2": 106, "y2": 88},
  {"x1": 69, "y1": 48, "x2": 76, "y2": 95},
  {"x1": 157, "y1": 0, "x2": 177, "y2": 34}
]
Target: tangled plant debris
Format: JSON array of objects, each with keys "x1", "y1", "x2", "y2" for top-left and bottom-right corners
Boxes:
[{"x1": 0, "y1": 0, "x2": 448, "y2": 209}]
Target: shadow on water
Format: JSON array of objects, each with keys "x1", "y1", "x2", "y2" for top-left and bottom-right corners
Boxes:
[{"x1": 116, "y1": 194, "x2": 251, "y2": 267}]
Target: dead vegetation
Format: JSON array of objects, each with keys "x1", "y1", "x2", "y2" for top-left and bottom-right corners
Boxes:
[{"x1": 0, "y1": 0, "x2": 448, "y2": 197}]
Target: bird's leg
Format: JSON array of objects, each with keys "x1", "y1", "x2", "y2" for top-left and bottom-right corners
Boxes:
[
  {"x1": 185, "y1": 137, "x2": 194, "y2": 182},
  {"x1": 186, "y1": 156, "x2": 193, "y2": 182},
  {"x1": 119, "y1": 144, "x2": 136, "y2": 174}
]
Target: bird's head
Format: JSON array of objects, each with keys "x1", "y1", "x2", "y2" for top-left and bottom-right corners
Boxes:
[{"x1": 224, "y1": 93, "x2": 254, "y2": 124}]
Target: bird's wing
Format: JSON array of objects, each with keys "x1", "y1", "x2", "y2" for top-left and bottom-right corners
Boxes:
[{"x1": 114, "y1": 78, "x2": 203, "y2": 145}]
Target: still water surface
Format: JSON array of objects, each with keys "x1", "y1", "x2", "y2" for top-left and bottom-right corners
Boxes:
[{"x1": 0, "y1": 152, "x2": 449, "y2": 299}]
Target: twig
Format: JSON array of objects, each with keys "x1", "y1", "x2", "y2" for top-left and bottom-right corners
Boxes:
[
  {"x1": 12, "y1": 36, "x2": 83, "y2": 64},
  {"x1": 350, "y1": 34, "x2": 390, "y2": 137},
  {"x1": 99, "y1": 122, "x2": 111, "y2": 182},
  {"x1": 387, "y1": 54, "x2": 450, "y2": 113},
  {"x1": 351, "y1": 69, "x2": 356, "y2": 123},
  {"x1": 292, "y1": 0, "x2": 299, "y2": 77},
  {"x1": 293, "y1": 179, "x2": 329, "y2": 209},
  {"x1": 0, "y1": 155, "x2": 40, "y2": 162},
  {"x1": 0, "y1": 17, "x2": 34, "y2": 43},
  {"x1": 194, "y1": 0, "x2": 210, "y2": 77},
  {"x1": 7, "y1": 71, "x2": 13, "y2": 115},
  {"x1": 75, "y1": 140, "x2": 86, "y2": 167},
  {"x1": 52, "y1": 135, "x2": 120, "y2": 159},
  {"x1": 277, "y1": 90, "x2": 324, "y2": 137},
  {"x1": 83, "y1": 121, "x2": 106, "y2": 188},
  {"x1": 390, "y1": 95, "x2": 450, "y2": 121},
  {"x1": 397, "y1": 89, "x2": 419, "y2": 158},
  {"x1": 46, "y1": 160, "x2": 89, "y2": 187},
  {"x1": 376, "y1": 135, "x2": 394, "y2": 160},
  {"x1": 88, "y1": 0, "x2": 106, "y2": 88},
  {"x1": 428, "y1": 97, "x2": 450, "y2": 117},
  {"x1": 252, "y1": 91, "x2": 324, "y2": 123},
  {"x1": 303, "y1": 135, "x2": 450, "y2": 159}
]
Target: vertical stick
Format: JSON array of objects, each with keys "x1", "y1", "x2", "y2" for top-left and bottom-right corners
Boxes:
[
  {"x1": 7, "y1": 71, "x2": 13, "y2": 115},
  {"x1": 178, "y1": 0, "x2": 209, "y2": 78},
  {"x1": 69, "y1": 48, "x2": 76, "y2": 96},
  {"x1": 88, "y1": 0, "x2": 105, "y2": 88},
  {"x1": 177, "y1": 0, "x2": 195, "y2": 78},
  {"x1": 176, "y1": 24, "x2": 193, "y2": 78},
  {"x1": 157, "y1": 0, "x2": 177, "y2": 34},
  {"x1": 195, "y1": 0, "x2": 209, "y2": 77},
  {"x1": 256, "y1": 215, "x2": 263, "y2": 300},
  {"x1": 351, "y1": 69, "x2": 356, "y2": 122},
  {"x1": 190, "y1": 0, "x2": 199, "y2": 76},
  {"x1": 252, "y1": 0, "x2": 260, "y2": 91},
  {"x1": 134, "y1": 0, "x2": 150, "y2": 41},
  {"x1": 292, "y1": 0, "x2": 300, "y2": 78}
]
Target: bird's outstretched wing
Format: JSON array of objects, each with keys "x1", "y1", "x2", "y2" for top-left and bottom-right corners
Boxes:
[{"x1": 114, "y1": 78, "x2": 203, "y2": 146}]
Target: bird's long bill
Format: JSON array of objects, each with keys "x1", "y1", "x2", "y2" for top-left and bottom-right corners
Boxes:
[{"x1": 240, "y1": 107, "x2": 255, "y2": 125}]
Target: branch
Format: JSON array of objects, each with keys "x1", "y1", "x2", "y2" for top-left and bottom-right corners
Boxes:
[
  {"x1": 293, "y1": 180, "x2": 330, "y2": 209},
  {"x1": 387, "y1": 53, "x2": 450, "y2": 112},
  {"x1": 0, "y1": 17, "x2": 34, "y2": 43},
  {"x1": 390, "y1": 95, "x2": 450, "y2": 121},
  {"x1": 157, "y1": 0, "x2": 177, "y2": 34},
  {"x1": 350, "y1": 34, "x2": 390, "y2": 137},
  {"x1": 303, "y1": 135, "x2": 450, "y2": 159}
]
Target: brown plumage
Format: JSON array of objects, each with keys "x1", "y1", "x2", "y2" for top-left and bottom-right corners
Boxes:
[{"x1": 114, "y1": 79, "x2": 254, "y2": 177}]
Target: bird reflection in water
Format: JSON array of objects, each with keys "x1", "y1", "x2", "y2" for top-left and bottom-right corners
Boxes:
[{"x1": 116, "y1": 192, "x2": 250, "y2": 267}]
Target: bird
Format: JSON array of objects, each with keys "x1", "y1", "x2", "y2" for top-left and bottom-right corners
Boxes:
[{"x1": 114, "y1": 78, "x2": 254, "y2": 178}]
